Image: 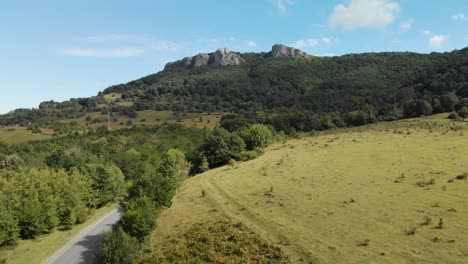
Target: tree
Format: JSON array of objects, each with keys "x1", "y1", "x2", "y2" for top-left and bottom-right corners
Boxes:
[
  {"x1": 200, "y1": 128, "x2": 245, "y2": 168},
  {"x1": 85, "y1": 164, "x2": 125, "y2": 207},
  {"x1": 96, "y1": 227, "x2": 140, "y2": 264},
  {"x1": 238, "y1": 124, "x2": 274, "y2": 150},
  {"x1": 457, "y1": 106, "x2": 468, "y2": 120},
  {"x1": 120, "y1": 196, "x2": 159, "y2": 241},
  {"x1": 404, "y1": 100, "x2": 433, "y2": 117},
  {"x1": 440, "y1": 93, "x2": 460, "y2": 112},
  {"x1": 0, "y1": 205, "x2": 19, "y2": 246},
  {"x1": 199, "y1": 155, "x2": 209, "y2": 173},
  {"x1": 130, "y1": 149, "x2": 183, "y2": 207}
]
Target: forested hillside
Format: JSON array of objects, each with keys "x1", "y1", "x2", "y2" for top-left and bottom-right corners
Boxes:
[{"x1": 1, "y1": 45, "x2": 468, "y2": 131}]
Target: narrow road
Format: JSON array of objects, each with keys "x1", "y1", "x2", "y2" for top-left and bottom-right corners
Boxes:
[{"x1": 46, "y1": 207, "x2": 121, "y2": 264}]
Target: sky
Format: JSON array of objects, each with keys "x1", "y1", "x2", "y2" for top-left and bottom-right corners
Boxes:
[{"x1": 0, "y1": 0, "x2": 467, "y2": 114}]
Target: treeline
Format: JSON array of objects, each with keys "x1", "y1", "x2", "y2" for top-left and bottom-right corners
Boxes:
[{"x1": 0, "y1": 124, "x2": 205, "y2": 249}]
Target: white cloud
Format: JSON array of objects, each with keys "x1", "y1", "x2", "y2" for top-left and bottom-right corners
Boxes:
[
  {"x1": 400, "y1": 18, "x2": 413, "y2": 32},
  {"x1": 465, "y1": 37, "x2": 468, "y2": 41},
  {"x1": 329, "y1": 0, "x2": 400, "y2": 29},
  {"x1": 247, "y1": 41, "x2": 257, "y2": 47},
  {"x1": 429, "y1": 35, "x2": 446, "y2": 48},
  {"x1": 423, "y1": 30, "x2": 432, "y2": 35},
  {"x1": 452, "y1": 13, "x2": 467, "y2": 21},
  {"x1": 57, "y1": 48, "x2": 144, "y2": 57},
  {"x1": 272, "y1": 0, "x2": 293, "y2": 14},
  {"x1": 290, "y1": 38, "x2": 319, "y2": 49},
  {"x1": 321, "y1": 37, "x2": 331, "y2": 44},
  {"x1": 80, "y1": 34, "x2": 140, "y2": 42}
]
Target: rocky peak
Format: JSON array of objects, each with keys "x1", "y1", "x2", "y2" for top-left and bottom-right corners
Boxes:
[
  {"x1": 165, "y1": 48, "x2": 245, "y2": 69},
  {"x1": 270, "y1": 44, "x2": 310, "y2": 58},
  {"x1": 212, "y1": 48, "x2": 246, "y2": 66}
]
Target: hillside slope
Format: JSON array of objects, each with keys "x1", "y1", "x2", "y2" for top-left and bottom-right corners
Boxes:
[
  {"x1": 2, "y1": 45, "x2": 468, "y2": 128},
  {"x1": 147, "y1": 115, "x2": 468, "y2": 263}
]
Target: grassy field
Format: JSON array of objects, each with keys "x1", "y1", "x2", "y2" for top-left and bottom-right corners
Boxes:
[
  {"x1": 0, "y1": 204, "x2": 116, "y2": 264},
  {"x1": 0, "y1": 110, "x2": 222, "y2": 145},
  {"x1": 0, "y1": 127, "x2": 52, "y2": 145},
  {"x1": 149, "y1": 115, "x2": 468, "y2": 264},
  {"x1": 68, "y1": 110, "x2": 222, "y2": 130}
]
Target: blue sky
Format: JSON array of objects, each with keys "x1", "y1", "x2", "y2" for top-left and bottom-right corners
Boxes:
[{"x1": 1, "y1": 0, "x2": 467, "y2": 113}]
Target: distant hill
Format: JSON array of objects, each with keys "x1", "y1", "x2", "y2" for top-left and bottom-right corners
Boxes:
[{"x1": 1, "y1": 44, "x2": 468, "y2": 127}]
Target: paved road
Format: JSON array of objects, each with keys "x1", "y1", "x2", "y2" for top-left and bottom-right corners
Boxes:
[{"x1": 46, "y1": 207, "x2": 121, "y2": 264}]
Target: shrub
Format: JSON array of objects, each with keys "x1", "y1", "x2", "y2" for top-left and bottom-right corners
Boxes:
[
  {"x1": 96, "y1": 226, "x2": 140, "y2": 264},
  {"x1": 200, "y1": 128, "x2": 246, "y2": 168},
  {"x1": 455, "y1": 172, "x2": 467, "y2": 180},
  {"x1": 457, "y1": 106, "x2": 468, "y2": 119},
  {"x1": 120, "y1": 196, "x2": 159, "y2": 241},
  {"x1": 149, "y1": 221, "x2": 289, "y2": 263},
  {"x1": 448, "y1": 112, "x2": 460, "y2": 120},
  {"x1": 239, "y1": 150, "x2": 258, "y2": 161},
  {"x1": 238, "y1": 124, "x2": 274, "y2": 151}
]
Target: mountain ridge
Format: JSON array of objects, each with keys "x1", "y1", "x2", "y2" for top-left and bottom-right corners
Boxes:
[{"x1": 1, "y1": 45, "x2": 468, "y2": 128}]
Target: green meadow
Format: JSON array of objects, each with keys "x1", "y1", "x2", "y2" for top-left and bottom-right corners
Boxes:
[{"x1": 148, "y1": 115, "x2": 468, "y2": 263}]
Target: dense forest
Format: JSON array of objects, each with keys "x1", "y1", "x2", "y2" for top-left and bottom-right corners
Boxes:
[
  {"x1": 1, "y1": 45, "x2": 468, "y2": 129},
  {"x1": 0, "y1": 125, "x2": 204, "y2": 248},
  {"x1": 0, "y1": 120, "x2": 280, "y2": 262}
]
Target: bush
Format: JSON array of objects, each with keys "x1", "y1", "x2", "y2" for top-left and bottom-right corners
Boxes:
[
  {"x1": 96, "y1": 226, "x2": 140, "y2": 264},
  {"x1": 239, "y1": 150, "x2": 258, "y2": 161},
  {"x1": 238, "y1": 124, "x2": 274, "y2": 151},
  {"x1": 457, "y1": 106, "x2": 468, "y2": 119},
  {"x1": 120, "y1": 196, "x2": 159, "y2": 241},
  {"x1": 200, "y1": 128, "x2": 246, "y2": 168},
  {"x1": 448, "y1": 112, "x2": 460, "y2": 120}
]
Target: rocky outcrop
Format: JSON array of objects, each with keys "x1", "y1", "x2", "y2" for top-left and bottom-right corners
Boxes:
[
  {"x1": 211, "y1": 48, "x2": 245, "y2": 66},
  {"x1": 164, "y1": 45, "x2": 311, "y2": 70},
  {"x1": 270, "y1": 44, "x2": 310, "y2": 58},
  {"x1": 165, "y1": 48, "x2": 245, "y2": 69}
]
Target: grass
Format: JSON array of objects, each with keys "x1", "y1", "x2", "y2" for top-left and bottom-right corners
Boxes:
[
  {"x1": 0, "y1": 127, "x2": 52, "y2": 145},
  {"x1": 4, "y1": 111, "x2": 223, "y2": 145},
  {"x1": 149, "y1": 115, "x2": 468, "y2": 263},
  {"x1": 0, "y1": 204, "x2": 117, "y2": 264},
  {"x1": 68, "y1": 111, "x2": 222, "y2": 130}
]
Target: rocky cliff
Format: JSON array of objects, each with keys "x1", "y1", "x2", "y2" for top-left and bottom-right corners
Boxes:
[
  {"x1": 165, "y1": 48, "x2": 246, "y2": 69},
  {"x1": 270, "y1": 44, "x2": 311, "y2": 58},
  {"x1": 164, "y1": 45, "x2": 310, "y2": 70}
]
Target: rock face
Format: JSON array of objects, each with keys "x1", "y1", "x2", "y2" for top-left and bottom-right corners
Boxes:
[
  {"x1": 164, "y1": 44, "x2": 311, "y2": 70},
  {"x1": 212, "y1": 48, "x2": 246, "y2": 66},
  {"x1": 270, "y1": 44, "x2": 310, "y2": 58},
  {"x1": 165, "y1": 48, "x2": 245, "y2": 69}
]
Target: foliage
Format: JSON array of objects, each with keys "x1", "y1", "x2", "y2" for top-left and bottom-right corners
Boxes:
[
  {"x1": 457, "y1": 106, "x2": 468, "y2": 119},
  {"x1": 0, "y1": 206, "x2": 19, "y2": 246},
  {"x1": 120, "y1": 196, "x2": 159, "y2": 241},
  {"x1": 2, "y1": 47, "x2": 468, "y2": 132},
  {"x1": 199, "y1": 128, "x2": 245, "y2": 168},
  {"x1": 96, "y1": 226, "x2": 140, "y2": 264},
  {"x1": 147, "y1": 221, "x2": 289, "y2": 264},
  {"x1": 0, "y1": 124, "x2": 204, "y2": 251},
  {"x1": 238, "y1": 124, "x2": 274, "y2": 150},
  {"x1": 130, "y1": 149, "x2": 183, "y2": 207}
]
